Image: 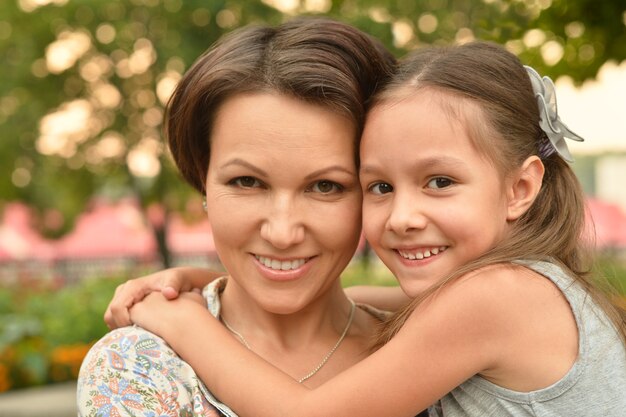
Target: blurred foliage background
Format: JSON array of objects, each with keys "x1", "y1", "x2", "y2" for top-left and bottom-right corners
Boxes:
[
  {"x1": 0, "y1": 276, "x2": 123, "y2": 391},
  {"x1": 1, "y1": 0, "x2": 625, "y2": 392}
]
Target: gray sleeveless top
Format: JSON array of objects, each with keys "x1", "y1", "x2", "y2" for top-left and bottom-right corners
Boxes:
[{"x1": 429, "y1": 260, "x2": 626, "y2": 417}]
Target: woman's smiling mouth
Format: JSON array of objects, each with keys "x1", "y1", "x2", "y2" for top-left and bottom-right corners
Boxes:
[{"x1": 254, "y1": 255, "x2": 311, "y2": 271}]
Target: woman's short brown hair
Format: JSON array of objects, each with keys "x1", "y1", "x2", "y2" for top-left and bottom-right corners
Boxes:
[{"x1": 165, "y1": 17, "x2": 396, "y2": 193}]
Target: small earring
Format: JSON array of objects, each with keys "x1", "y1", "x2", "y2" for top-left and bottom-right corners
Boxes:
[{"x1": 202, "y1": 197, "x2": 207, "y2": 212}]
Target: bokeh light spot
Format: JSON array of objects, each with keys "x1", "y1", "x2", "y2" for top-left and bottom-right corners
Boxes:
[
  {"x1": 417, "y1": 13, "x2": 438, "y2": 34},
  {"x1": 95, "y1": 23, "x2": 116, "y2": 44}
]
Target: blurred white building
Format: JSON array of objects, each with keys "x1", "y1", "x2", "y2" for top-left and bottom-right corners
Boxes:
[{"x1": 595, "y1": 155, "x2": 626, "y2": 213}]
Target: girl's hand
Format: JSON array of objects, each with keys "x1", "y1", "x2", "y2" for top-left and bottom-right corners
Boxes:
[
  {"x1": 129, "y1": 291, "x2": 207, "y2": 337},
  {"x1": 104, "y1": 267, "x2": 222, "y2": 329}
]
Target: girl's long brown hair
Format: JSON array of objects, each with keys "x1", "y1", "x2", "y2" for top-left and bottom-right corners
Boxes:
[{"x1": 373, "y1": 41, "x2": 626, "y2": 349}]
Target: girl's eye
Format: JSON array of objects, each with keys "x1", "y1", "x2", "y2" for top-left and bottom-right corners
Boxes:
[
  {"x1": 368, "y1": 182, "x2": 393, "y2": 195},
  {"x1": 230, "y1": 176, "x2": 261, "y2": 188},
  {"x1": 426, "y1": 177, "x2": 453, "y2": 189},
  {"x1": 311, "y1": 180, "x2": 343, "y2": 194}
]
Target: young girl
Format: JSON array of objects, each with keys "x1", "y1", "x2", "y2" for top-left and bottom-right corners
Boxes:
[{"x1": 128, "y1": 41, "x2": 626, "y2": 416}]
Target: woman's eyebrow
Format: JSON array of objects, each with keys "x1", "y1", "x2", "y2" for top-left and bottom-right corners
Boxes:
[
  {"x1": 219, "y1": 158, "x2": 268, "y2": 176},
  {"x1": 305, "y1": 166, "x2": 356, "y2": 180}
]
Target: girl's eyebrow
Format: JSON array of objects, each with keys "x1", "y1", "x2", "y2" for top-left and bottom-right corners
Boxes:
[
  {"x1": 219, "y1": 158, "x2": 267, "y2": 176},
  {"x1": 417, "y1": 156, "x2": 468, "y2": 171},
  {"x1": 360, "y1": 156, "x2": 467, "y2": 175},
  {"x1": 359, "y1": 164, "x2": 380, "y2": 175}
]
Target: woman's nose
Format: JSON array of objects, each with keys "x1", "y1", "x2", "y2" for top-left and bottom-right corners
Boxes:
[{"x1": 260, "y1": 195, "x2": 305, "y2": 249}]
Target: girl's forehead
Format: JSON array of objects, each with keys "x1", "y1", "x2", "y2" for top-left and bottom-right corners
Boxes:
[
  {"x1": 362, "y1": 89, "x2": 503, "y2": 170},
  {"x1": 365, "y1": 89, "x2": 466, "y2": 131},
  {"x1": 369, "y1": 88, "x2": 491, "y2": 137}
]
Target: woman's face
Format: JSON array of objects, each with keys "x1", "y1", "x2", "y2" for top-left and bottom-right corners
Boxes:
[{"x1": 205, "y1": 92, "x2": 361, "y2": 314}]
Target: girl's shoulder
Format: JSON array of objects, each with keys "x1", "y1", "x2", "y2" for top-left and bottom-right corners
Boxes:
[
  {"x1": 413, "y1": 262, "x2": 554, "y2": 316},
  {"x1": 376, "y1": 262, "x2": 578, "y2": 407},
  {"x1": 452, "y1": 262, "x2": 565, "y2": 307},
  {"x1": 434, "y1": 263, "x2": 579, "y2": 391},
  {"x1": 405, "y1": 262, "x2": 555, "y2": 348},
  {"x1": 437, "y1": 262, "x2": 575, "y2": 335},
  {"x1": 407, "y1": 261, "x2": 577, "y2": 357},
  {"x1": 405, "y1": 262, "x2": 577, "y2": 344}
]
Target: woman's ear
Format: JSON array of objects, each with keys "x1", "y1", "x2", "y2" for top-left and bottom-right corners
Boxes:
[{"x1": 506, "y1": 156, "x2": 545, "y2": 221}]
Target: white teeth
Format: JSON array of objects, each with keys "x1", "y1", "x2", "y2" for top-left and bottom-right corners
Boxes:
[
  {"x1": 398, "y1": 246, "x2": 447, "y2": 260},
  {"x1": 256, "y1": 255, "x2": 307, "y2": 271},
  {"x1": 290, "y1": 259, "x2": 304, "y2": 270}
]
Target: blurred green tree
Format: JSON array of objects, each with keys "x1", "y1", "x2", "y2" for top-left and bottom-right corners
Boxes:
[{"x1": 1, "y1": 0, "x2": 624, "y2": 266}]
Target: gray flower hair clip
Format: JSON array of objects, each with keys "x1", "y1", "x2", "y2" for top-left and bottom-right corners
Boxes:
[{"x1": 524, "y1": 65, "x2": 584, "y2": 162}]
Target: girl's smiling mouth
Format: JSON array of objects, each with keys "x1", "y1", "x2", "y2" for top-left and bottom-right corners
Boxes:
[{"x1": 396, "y1": 246, "x2": 448, "y2": 260}]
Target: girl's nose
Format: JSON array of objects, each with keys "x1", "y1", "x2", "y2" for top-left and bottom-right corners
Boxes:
[{"x1": 386, "y1": 193, "x2": 427, "y2": 235}]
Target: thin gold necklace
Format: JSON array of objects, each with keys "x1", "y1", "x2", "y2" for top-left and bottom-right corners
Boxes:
[{"x1": 220, "y1": 299, "x2": 356, "y2": 383}]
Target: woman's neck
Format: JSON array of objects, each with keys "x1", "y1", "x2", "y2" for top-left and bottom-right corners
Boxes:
[
  {"x1": 218, "y1": 277, "x2": 376, "y2": 385},
  {"x1": 219, "y1": 278, "x2": 349, "y2": 348}
]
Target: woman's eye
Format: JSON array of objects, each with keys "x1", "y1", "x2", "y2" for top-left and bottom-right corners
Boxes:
[
  {"x1": 231, "y1": 176, "x2": 261, "y2": 188},
  {"x1": 311, "y1": 180, "x2": 342, "y2": 194},
  {"x1": 368, "y1": 182, "x2": 393, "y2": 195},
  {"x1": 426, "y1": 177, "x2": 453, "y2": 189}
]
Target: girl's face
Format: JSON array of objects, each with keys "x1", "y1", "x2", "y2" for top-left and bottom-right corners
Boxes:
[
  {"x1": 205, "y1": 92, "x2": 362, "y2": 314},
  {"x1": 360, "y1": 91, "x2": 512, "y2": 297}
]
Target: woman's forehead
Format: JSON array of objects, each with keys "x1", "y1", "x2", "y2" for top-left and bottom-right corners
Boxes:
[{"x1": 211, "y1": 92, "x2": 357, "y2": 157}]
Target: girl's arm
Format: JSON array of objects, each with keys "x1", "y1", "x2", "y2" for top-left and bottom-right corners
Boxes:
[
  {"x1": 104, "y1": 267, "x2": 223, "y2": 329},
  {"x1": 107, "y1": 269, "x2": 406, "y2": 328},
  {"x1": 131, "y1": 271, "x2": 512, "y2": 417},
  {"x1": 345, "y1": 285, "x2": 410, "y2": 312}
]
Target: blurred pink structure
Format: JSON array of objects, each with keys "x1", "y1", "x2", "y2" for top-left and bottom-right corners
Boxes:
[
  {"x1": 0, "y1": 199, "x2": 216, "y2": 264},
  {"x1": 0, "y1": 202, "x2": 56, "y2": 262},
  {"x1": 55, "y1": 200, "x2": 157, "y2": 260},
  {"x1": 585, "y1": 198, "x2": 626, "y2": 248}
]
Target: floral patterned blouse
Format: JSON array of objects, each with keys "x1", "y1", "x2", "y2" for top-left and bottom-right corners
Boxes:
[
  {"x1": 77, "y1": 278, "x2": 389, "y2": 417},
  {"x1": 77, "y1": 277, "x2": 238, "y2": 417}
]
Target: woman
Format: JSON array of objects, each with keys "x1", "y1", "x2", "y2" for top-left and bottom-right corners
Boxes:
[{"x1": 77, "y1": 17, "x2": 396, "y2": 416}]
